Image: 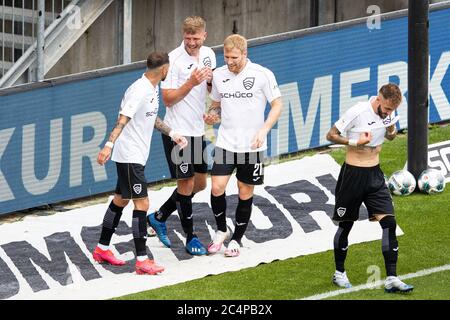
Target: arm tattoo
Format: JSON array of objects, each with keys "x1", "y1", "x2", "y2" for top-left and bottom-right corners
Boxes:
[
  {"x1": 108, "y1": 116, "x2": 129, "y2": 143},
  {"x1": 154, "y1": 116, "x2": 172, "y2": 136},
  {"x1": 108, "y1": 132, "x2": 118, "y2": 143},
  {"x1": 114, "y1": 122, "x2": 125, "y2": 130},
  {"x1": 207, "y1": 104, "x2": 221, "y2": 118},
  {"x1": 326, "y1": 126, "x2": 349, "y2": 145}
]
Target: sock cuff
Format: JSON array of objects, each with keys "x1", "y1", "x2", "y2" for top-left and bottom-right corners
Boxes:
[
  {"x1": 338, "y1": 221, "x2": 354, "y2": 231},
  {"x1": 238, "y1": 196, "x2": 253, "y2": 207},
  {"x1": 211, "y1": 193, "x2": 226, "y2": 201},
  {"x1": 170, "y1": 188, "x2": 178, "y2": 200},
  {"x1": 176, "y1": 192, "x2": 192, "y2": 201},
  {"x1": 379, "y1": 215, "x2": 396, "y2": 229},
  {"x1": 132, "y1": 210, "x2": 147, "y2": 218},
  {"x1": 109, "y1": 201, "x2": 124, "y2": 213}
]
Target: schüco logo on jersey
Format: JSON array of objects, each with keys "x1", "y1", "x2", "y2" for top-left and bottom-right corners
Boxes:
[
  {"x1": 220, "y1": 77, "x2": 256, "y2": 99},
  {"x1": 220, "y1": 92, "x2": 253, "y2": 99}
]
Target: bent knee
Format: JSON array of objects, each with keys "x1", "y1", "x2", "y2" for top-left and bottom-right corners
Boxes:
[
  {"x1": 133, "y1": 198, "x2": 149, "y2": 211},
  {"x1": 193, "y1": 181, "x2": 207, "y2": 193},
  {"x1": 177, "y1": 177, "x2": 195, "y2": 195},
  {"x1": 211, "y1": 185, "x2": 226, "y2": 197},
  {"x1": 113, "y1": 195, "x2": 129, "y2": 207}
]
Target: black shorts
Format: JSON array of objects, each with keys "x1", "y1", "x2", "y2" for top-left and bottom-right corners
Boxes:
[
  {"x1": 114, "y1": 162, "x2": 148, "y2": 200},
  {"x1": 211, "y1": 147, "x2": 264, "y2": 185},
  {"x1": 333, "y1": 163, "x2": 394, "y2": 222},
  {"x1": 162, "y1": 134, "x2": 208, "y2": 179}
]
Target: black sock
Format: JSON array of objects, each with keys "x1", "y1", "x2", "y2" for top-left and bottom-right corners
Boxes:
[
  {"x1": 231, "y1": 197, "x2": 253, "y2": 242},
  {"x1": 211, "y1": 193, "x2": 227, "y2": 232},
  {"x1": 156, "y1": 188, "x2": 178, "y2": 222},
  {"x1": 176, "y1": 192, "x2": 194, "y2": 240},
  {"x1": 99, "y1": 201, "x2": 124, "y2": 246},
  {"x1": 380, "y1": 216, "x2": 398, "y2": 277},
  {"x1": 333, "y1": 221, "x2": 354, "y2": 273},
  {"x1": 132, "y1": 210, "x2": 148, "y2": 257},
  {"x1": 186, "y1": 193, "x2": 197, "y2": 242}
]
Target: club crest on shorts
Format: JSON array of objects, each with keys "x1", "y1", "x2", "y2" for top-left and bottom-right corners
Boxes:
[
  {"x1": 203, "y1": 57, "x2": 212, "y2": 67},
  {"x1": 133, "y1": 184, "x2": 142, "y2": 195},
  {"x1": 243, "y1": 77, "x2": 255, "y2": 90},
  {"x1": 179, "y1": 163, "x2": 189, "y2": 174},
  {"x1": 337, "y1": 207, "x2": 346, "y2": 217}
]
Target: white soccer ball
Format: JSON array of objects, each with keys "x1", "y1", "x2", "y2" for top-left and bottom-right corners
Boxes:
[
  {"x1": 418, "y1": 169, "x2": 446, "y2": 194},
  {"x1": 387, "y1": 170, "x2": 416, "y2": 196}
]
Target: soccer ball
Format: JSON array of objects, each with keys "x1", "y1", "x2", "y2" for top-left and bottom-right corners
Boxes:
[
  {"x1": 418, "y1": 169, "x2": 446, "y2": 194},
  {"x1": 387, "y1": 170, "x2": 416, "y2": 196}
]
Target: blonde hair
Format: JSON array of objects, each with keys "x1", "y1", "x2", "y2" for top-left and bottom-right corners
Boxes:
[
  {"x1": 224, "y1": 34, "x2": 247, "y2": 53},
  {"x1": 182, "y1": 16, "x2": 206, "y2": 34}
]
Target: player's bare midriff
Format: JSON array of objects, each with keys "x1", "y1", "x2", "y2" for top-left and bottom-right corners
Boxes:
[{"x1": 345, "y1": 145, "x2": 382, "y2": 167}]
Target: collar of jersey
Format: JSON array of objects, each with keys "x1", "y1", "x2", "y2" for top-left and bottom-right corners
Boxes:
[
  {"x1": 368, "y1": 96, "x2": 379, "y2": 117},
  {"x1": 141, "y1": 74, "x2": 156, "y2": 91}
]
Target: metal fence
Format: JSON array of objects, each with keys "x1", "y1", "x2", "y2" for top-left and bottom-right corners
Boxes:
[{"x1": 0, "y1": 0, "x2": 69, "y2": 77}]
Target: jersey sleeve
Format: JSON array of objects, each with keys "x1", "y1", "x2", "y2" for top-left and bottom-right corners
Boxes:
[
  {"x1": 334, "y1": 104, "x2": 361, "y2": 134},
  {"x1": 262, "y1": 69, "x2": 281, "y2": 103},
  {"x1": 211, "y1": 51, "x2": 217, "y2": 69},
  {"x1": 119, "y1": 89, "x2": 145, "y2": 119},
  {"x1": 209, "y1": 70, "x2": 221, "y2": 102}
]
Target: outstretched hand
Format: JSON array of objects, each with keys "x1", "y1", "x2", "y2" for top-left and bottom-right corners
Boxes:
[
  {"x1": 188, "y1": 67, "x2": 210, "y2": 86},
  {"x1": 173, "y1": 133, "x2": 188, "y2": 149}
]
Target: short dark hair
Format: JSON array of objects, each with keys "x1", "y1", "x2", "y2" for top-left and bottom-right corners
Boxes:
[
  {"x1": 146, "y1": 51, "x2": 169, "y2": 70},
  {"x1": 379, "y1": 83, "x2": 402, "y2": 107}
]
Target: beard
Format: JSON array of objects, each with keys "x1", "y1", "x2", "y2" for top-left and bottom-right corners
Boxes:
[
  {"x1": 161, "y1": 71, "x2": 168, "y2": 82},
  {"x1": 377, "y1": 105, "x2": 388, "y2": 119}
]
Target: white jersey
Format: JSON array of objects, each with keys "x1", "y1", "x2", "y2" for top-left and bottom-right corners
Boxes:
[
  {"x1": 210, "y1": 59, "x2": 281, "y2": 153},
  {"x1": 335, "y1": 96, "x2": 398, "y2": 147},
  {"x1": 112, "y1": 74, "x2": 159, "y2": 166},
  {"x1": 161, "y1": 42, "x2": 216, "y2": 137}
]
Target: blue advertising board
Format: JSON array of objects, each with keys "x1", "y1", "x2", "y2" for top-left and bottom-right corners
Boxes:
[{"x1": 0, "y1": 5, "x2": 449, "y2": 214}]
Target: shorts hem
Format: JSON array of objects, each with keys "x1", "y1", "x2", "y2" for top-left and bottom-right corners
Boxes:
[
  {"x1": 237, "y1": 177, "x2": 264, "y2": 185},
  {"x1": 118, "y1": 195, "x2": 148, "y2": 201},
  {"x1": 369, "y1": 213, "x2": 395, "y2": 221},
  {"x1": 211, "y1": 172, "x2": 233, "y2": 177},
  {"x1": 332, "y1": 218, "x2": 358, "y2": 222}
]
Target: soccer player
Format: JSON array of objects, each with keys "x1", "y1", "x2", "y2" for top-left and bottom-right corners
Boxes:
[
  {"x1": 325, "y1": 83, "x2": 414, "y2": 293},
  {"x1": 204, "y1": 34, "x2": 282, "y2": 257},
  {"x1": 147, "y1": 16, "x2": 216, "y2": 256},
  {"x1": 93, "y1": 52, "x2": 188, "y2": 275}
]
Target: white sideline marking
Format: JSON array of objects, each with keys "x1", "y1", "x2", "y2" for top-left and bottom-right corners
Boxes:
[{"x1": 301, "y1": 263, "x2": 450, "y2": 300}]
